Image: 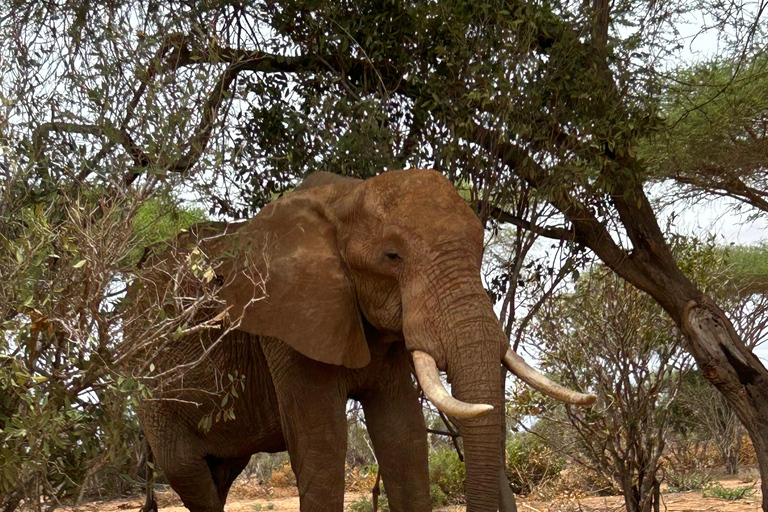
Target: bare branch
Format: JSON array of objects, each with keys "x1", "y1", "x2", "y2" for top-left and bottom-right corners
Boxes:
[{"x1": 488, "y1": 205, "x2": 574, "y2": 241}]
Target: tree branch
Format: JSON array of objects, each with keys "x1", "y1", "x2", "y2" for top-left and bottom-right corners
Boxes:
[
  {"x1": 32, "y1": 122, "x2": 153, "y2": 169},
  {"x1": 674, "y1": 173, "x2": 768, "y2": 213},
  {"x1": 488, "y1": 204, "x2": 574, "y2": 241}
]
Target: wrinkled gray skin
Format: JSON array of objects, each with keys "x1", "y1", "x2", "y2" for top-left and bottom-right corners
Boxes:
[{"x1": 137, "y1": 170, "x2": 515, "y2": 512}]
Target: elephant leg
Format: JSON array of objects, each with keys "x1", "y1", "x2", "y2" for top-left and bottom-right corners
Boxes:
[
  {"x1": 155, "y1": 449, "x2": 223, "y2": 512},
  {"x1": 207, "y1": 454, "x2": 251, "y2": 506},
  {"x1": 359, "y1": 352, "x2": 431, "y2": 512},
  {"x1": 261, "y1": 338, "x2": 348, "y2": 512}
]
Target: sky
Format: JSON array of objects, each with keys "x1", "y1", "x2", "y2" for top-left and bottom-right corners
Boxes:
[{"x1": 678, "y1": 197, "x2": 768, "y2": 245}]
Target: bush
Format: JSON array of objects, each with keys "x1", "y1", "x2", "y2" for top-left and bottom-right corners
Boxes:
[
  {"x1": 429, "y1": 449, "x2": 465, "y2": 505},
  {"x1": 665, "y1": 468, "x2": 714, "y2": 492},
  {"x1": 505, "y1": 434, "x2": 566, "y2": 495},
  {"x1": 429, "y1": 484, "x2": 449, "y2": 507},
  {"x1": 739, "y1": 435, "x2": 757, "y2": 466},
  {"x1": 738, "y1": 467, "x2": 760, "y2": 484},
  {"x1": 345, "y1": 494, "x2": 389, "y2": 512},
  {"x1": 703, "y1": 483, "x2": 755, "y2": 500},
  {"x1": 346, "y1": 463, "x2": 379, "y2": 492},
  {"x1": 268, "y1": 462, "x2": 296, "y2": 488},
  {"x1": 244, "y1": 453, "x2": 291, "y2": 484}
]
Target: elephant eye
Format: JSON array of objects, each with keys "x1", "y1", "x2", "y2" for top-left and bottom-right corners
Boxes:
[{"x1": 384, "y1": 250, "x2": 402, "y2": 261}]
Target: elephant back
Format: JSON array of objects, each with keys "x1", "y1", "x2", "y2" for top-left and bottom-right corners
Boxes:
[{"x1": 124, "y1": 221, "x2": 246, "y2": 372}]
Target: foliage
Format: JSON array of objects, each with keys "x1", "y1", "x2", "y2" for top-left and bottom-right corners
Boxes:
[
  {"x1": 345, "y1": 449, "x2": 467, "y2": 508},
  {"x1": 505, "y1": 433, "x2": 566, "y2": 495},
  {"x1": 669, "y1": 371, "x2": 745, "y2": 475},
  {"x1": 666, "y1": 237, "x2": 768, "y2": 476},
  {"x1": 345, "y1": 494, "x2": 389, "y2": 512},
  {"x1": 346, "y1": 404, "x2": 377, "y2": 469},
  {"x1": 0, "y1": 148, "x2": 206, "y2": 507},
  {"x1": 702, "y1": 483, "x2": 756, "y2": 500},
  {"x1": 727, "y1": 243, "x2": 768, "y2": 295},
  {"x1": 268, "y1": 462, "x2": 297, "y2": 488},
  {"x1": 643, "y1": 55, "x2": 768, "y2": 212},
  {"x1": 534, "y1": 266, "x2": 692, "y2": 512},
  {"x1": 242, "y1": 452, "x2": 291, "y2": 485},
  {"x1": 665, "y1": 468, "x2": 715, "y2": 492},
  {"x1": 345, "y1": 463, "x2": 379, "y2": 493},
  {"x1": 129, "y1": 196, "x2": 207, "y2": 265},
  {"x1": 428, "y1": 448, "x2": 465, "y2": 505}
]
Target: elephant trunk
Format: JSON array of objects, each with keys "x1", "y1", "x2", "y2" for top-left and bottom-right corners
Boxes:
[
  {"x1": 404, "y1": 269, "x2": 505, "y2": 511},
  {"x1": 447, "y1": 343, "x2": 504, "y2": 511}
]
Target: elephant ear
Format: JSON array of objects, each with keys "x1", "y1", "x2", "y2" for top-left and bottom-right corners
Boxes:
[{"x1": 211, "y1": 190, "x2": 370, "y2": 369}]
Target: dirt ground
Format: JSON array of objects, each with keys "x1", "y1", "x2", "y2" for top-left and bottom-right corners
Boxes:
[{"x1": 70, "y1": 477, "x2": 763, "y2": 512}]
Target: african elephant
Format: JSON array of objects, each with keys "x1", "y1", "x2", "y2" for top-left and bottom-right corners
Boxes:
[{"x1": 132, "y1": 169, "x2": 594, "y2": 512}]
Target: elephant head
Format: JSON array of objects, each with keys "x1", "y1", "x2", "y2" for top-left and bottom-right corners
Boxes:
[{"x1": 206, "y1": 169, "x2": 593, "y2": 510}]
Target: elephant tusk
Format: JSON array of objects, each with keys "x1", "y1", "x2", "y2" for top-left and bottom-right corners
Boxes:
[
  {"x1": 503, "y1": 348, "x2": 596, "y2": 406},
  {"x1": 411, "y1": 350, "x2": 494, "y2": 419}
]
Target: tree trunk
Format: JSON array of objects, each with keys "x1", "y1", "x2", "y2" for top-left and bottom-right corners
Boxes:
[
  {"x1": 726, "y1": 450, "x2": 739, "y2": 476},
  {"x1": 681, "y1": 302, "x2": 768, "y2": 503},
  {"x1": 620, "y1": 480, "x2": 640, "y2": 512},
  {"x1": 1, "y1": 488, "x2": 23, "y2": 512}
]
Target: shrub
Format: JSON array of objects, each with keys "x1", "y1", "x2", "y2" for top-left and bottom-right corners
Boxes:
[
  {"x1": 739, "y1": 435, "x2": 757, "y2": 466},
  {"x1": 346, "y1": 463, "x2": 379, "y2": 492},
  {"x1": 703, "y1": 483, "x2": 755, "y2": 500},
  {"x1": 268, "y1": 462, "x2": 296, "y2": 488},
  {"x1": 429, "y1": 484, "x2": 449, "y2": 507},
  {"x1": 738, "y1": 467, "x2": 760, "y2": 484},
  {"x1": 345, "y1": 494, "x2": 389, "y2": 512},
  {"x1": 244, "y1": 453, "x2": 291, "y2": 484},
  {"x1": 429, "y1": 449, "x2": 465, "y2": 505},
  {"x1": 505, "y1": 434, "x2": 566, "y2": 495},
  {"x1": 665, "y1": 468, "x2": 714, "y2": 492}
]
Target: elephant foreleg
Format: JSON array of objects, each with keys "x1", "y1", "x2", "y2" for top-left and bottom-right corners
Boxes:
[
  {"x1": 149, "y1": 436, "x2": 223, "y2": 512},
  {"x1": 261, "y1": 338, "x2": 348, "y2": 512},
  {"x1": 359, "y1": 353, "x2": 431, "y2": 512}
]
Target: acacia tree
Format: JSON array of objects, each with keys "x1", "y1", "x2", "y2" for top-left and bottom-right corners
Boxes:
[
  {"x1": 3, "y1": 0, "x2": 768, "y2": 508},
  {"x1": 642, "y1": 55, "x2": 768, "y2": 213},
  {"x1": 669, "y1": 242, "x2": 768, "y2": 475}
]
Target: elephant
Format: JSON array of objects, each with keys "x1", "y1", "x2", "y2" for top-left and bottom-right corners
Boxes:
[{"x1": 130, "y1": 169, "x2": 594, "y2": 512}]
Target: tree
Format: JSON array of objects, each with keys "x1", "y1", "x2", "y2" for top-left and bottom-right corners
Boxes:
[
  {"x1": 0, "y1": 151, "x2": 205, "y2": 509},
  {"x1": 671, "y1": 371, "x2": 745, "y2": 475},
  {"x1": 534, "y1": 267, "x2": 692, "y2": 512},
  {"x1": 643, "y1": 55, "x2": 768, "y2": 213}
]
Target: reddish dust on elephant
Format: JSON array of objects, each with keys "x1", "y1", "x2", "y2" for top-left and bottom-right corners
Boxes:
[{"x1": 129, "y1": 170, "x2": 594, "y2": 512}]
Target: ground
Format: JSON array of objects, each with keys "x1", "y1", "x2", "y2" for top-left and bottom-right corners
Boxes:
[{"x1": 68, "y1": 477, "x2": 763, "y2": 512}]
